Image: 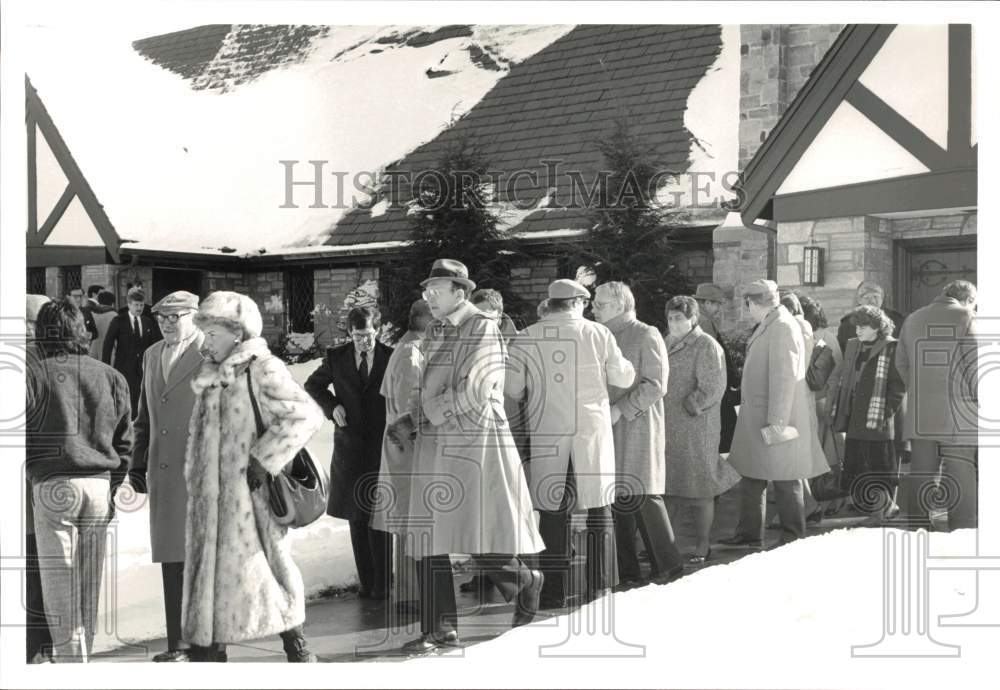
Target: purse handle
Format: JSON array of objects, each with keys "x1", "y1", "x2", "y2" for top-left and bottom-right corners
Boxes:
[{"x1": 245, "y1": 356, "x2": 266, "y2": 438}]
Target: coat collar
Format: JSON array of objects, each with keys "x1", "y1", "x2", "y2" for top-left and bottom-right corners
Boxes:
[
  {"x1": 163, "y1": 331, "x2": 206, "y2": 395},
  {"x1": 191, "y1": 337, "x2": 270, "y2": 394},
  {"x1": 604, "y1": 311, "x2": 637, "y2": 334},
  {"x1": 667, "y1": 325, "x2": 703, "y2": 354},
  {"x1": 746, "y1": 305, "x2": 786, "y2": 349},
  {"x1": 435, "y1": 300, "x2": 479, "y2": 329}
]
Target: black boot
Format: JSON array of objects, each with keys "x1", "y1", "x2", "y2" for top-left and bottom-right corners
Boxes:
[{"x1": 279, "y1": 627, "x2": 318, "y2": 663}]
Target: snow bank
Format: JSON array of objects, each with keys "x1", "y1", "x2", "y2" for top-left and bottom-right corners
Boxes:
[
  {"x1": 93, "y1": 358, "x2": 351, "y2": 653},
  {"x1": 23, "y1": 24, "x2": 573, "y2": 255}
]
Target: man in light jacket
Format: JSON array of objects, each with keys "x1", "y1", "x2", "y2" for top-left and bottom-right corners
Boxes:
[
  {"x1": 894, "y1": 280, "x2": 978, "y2": 530},
  {"x1": 592, "y1": 281, "x2": 683, "y2": 587},
  {"x1": 506, "y1": 278, "x2": 636, "y2": 608},
  {"x1": 130, "y1": 291, "x2": 208, "y2": 662},
  {"x1": 720, "y1": 280, "x2": 828, "y2": 547}
]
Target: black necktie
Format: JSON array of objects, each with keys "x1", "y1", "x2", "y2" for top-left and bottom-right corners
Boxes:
[
  {"x1": 359, "y1": 351, "x2": 369, "y2": 386},
  {"x1": 132, "y1": 316, "x2": 141, "y2": 339}
]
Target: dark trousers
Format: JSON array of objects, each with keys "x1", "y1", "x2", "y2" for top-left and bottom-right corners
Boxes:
[
  {"x1": 349, "y1": 519, "x2": 391, "y2": 595},
  {"x1": 417, "y1": 553, "x2": 530, "y2": 634},
  {"x1": 899, "y1": 441, "x2": 977, "y2": 530},
  {"x1": 535, "y1": 460, "x2": 615, "y2": 602},
  {"x1": 613, "y1": 494, "x2": 683, "y2": 581},
  {"x1": 161, "y1": 562, "x2": 187, "y2": 651},
  {"x1": 25, "y1": 533, "x2": 51, "y2": 662},
  {"x1": 736, "y1": 477, "x2": 805, "y2": 544}
]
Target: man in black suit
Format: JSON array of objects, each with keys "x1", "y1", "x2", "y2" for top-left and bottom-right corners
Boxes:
[
  {"x1": 305, "y1": 306, "x2": 393, "y2": 600},
  {"x1": 102, "y1": 289, "x2": 159, "y2": 419}
]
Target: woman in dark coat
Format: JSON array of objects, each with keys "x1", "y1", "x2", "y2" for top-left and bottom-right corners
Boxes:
[{"x1": 827, "y1": 306, "x2": 907, "y2": 525}]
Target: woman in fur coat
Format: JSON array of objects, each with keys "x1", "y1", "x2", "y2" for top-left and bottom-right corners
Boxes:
[{"x1": 184, "y1": 292, "x2": 324, "y2": 662}]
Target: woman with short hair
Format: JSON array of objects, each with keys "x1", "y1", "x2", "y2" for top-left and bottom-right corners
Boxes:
[
  {"x1": 662, "y1": 295, "x2": 740, "y2": 563},
  {"x1": 183, "y1": 291, "x2": 324, "y2": 661},
  {"x1": 827, "y1": 305, "x2": 906, "y2": 525}
]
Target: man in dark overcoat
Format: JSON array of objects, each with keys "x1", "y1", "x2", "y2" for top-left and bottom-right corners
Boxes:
[{"x1": 305, "y1": 306, "x2": 393, "y2": 599}]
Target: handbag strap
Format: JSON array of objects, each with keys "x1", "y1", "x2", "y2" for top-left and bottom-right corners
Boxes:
[{"x1": 245, "y1": 356, "x2": 266, "y2": 437}]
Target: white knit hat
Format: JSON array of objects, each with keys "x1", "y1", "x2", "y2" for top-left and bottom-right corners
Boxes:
[{"x1": 194, "y1": 291, "x2": 263, "y2": 339}]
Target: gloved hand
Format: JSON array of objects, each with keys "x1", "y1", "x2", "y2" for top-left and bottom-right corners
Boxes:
[{"x1": 247, "y1": 455, "x2": 269, "y2": 492}]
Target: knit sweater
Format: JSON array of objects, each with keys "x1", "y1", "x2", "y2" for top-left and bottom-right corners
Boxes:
[{"x1": 25, "y1": 352, "x2": 133, "y2": 482}]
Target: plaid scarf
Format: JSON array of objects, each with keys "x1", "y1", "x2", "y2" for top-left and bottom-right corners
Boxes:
[{"x1": 865, "y1": 347, "x2": 891, "y2": 430}]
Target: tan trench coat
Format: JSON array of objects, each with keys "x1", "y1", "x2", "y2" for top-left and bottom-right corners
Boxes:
[
  {"x1": 405, "y1": 301, "x2": 545, "y2": 559},
  {"x1": 506, "y1": 311, "x2": 636, "y2": 511},
  {"x1": 605, "y1": 312, "x2": 667, "y2": 497},
  {"x1": 727, "y1": 306, "x2": 827, "y2": 481}
]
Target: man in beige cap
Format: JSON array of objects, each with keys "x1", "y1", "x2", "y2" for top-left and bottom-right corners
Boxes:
[
  {"x1": 131, "y1": 291, "x2": 209, "y2": 662},
  {"x1": 720, "y1": 280, "x2": 827, "y2": 548},
  {"x1": 507, "y1": 278, "x2": 636, "y2": 607},
  {"x1": 387, "y1": 259, "x2": 546, "y2": 654}
]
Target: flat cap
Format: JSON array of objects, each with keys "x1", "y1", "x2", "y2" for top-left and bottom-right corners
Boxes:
[
  {"x1": 742, "y1": 279, "x2": 779, "y2": 298},
  {"x1": 548, "y1": 278, "x2": 590, "y2": 300},
  {"x1": 152, "y1": 290, "x2": 199, "y2": 314},
  {"x1": 693, "y1": 283, "x2": 726, "y2": 302}
]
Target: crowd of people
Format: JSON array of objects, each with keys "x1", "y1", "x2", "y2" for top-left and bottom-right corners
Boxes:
[{"x1": 23, "y1": 261, "x2": 979, "y2": 662}]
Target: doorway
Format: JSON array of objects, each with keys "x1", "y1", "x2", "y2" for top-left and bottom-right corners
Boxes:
[
  {"x1": 152, "y1": 268, "x2": 204, "y2": 304},
  {"x1": 894, "y1": 235, "x2": 977, "y2": 315}
]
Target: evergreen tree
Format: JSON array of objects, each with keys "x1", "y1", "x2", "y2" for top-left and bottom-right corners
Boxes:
[
  {"x1": 562, "y1": 115, "x2": 692, "y2": 329},
  {"x1": 379, "y1": 136, "x2": 523, "y2": 341}
]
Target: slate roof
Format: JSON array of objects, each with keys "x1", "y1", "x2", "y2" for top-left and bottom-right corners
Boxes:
[
  {"x1": 132, "y1": 25, "x2": 232, "y2": 80},
  {"x1": 328, "y1": 24, "x2": 724, "y2": 246}
]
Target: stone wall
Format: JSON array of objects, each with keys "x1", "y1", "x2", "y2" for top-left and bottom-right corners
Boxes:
[
  {"x1": 509, "y1": 257, "x2": 560, "y2": 312},
  {"x1": 81, "y1": 264, "x2": 117, "y2": 296},
  {"x1": 313, "y1": 266, "x2": 380, "y2": 347},
  {"x1": 675, "y1": 246, "x2": 715, "y2": 289},
  {"x1": 205, "y1": 270, "x2": 287, "y2": 345},
  {"x1": 740, "y1": 24, "x2": 844, "y2": 169},
  {"x1": 712, "y1": 221, "x2": 776, "y2": 331}
]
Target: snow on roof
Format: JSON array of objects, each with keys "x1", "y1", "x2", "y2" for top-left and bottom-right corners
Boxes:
[{"x1": 24, "y1": 24, "x2": 574, "y2": 256}]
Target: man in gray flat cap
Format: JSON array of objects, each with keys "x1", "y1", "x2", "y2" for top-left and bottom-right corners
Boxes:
[
  {"x1": 507, "y1": 278, "x2": 636, "y2": 608},
  {"x1": 720, "y1": 280, "x2": 827, "y2": 548},
  {"x1": 131, "y1": 291, "x2": 211, "y2": 662}
]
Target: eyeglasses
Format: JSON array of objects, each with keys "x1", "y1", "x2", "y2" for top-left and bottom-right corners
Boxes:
[
  {"x1": 154, "y1": 312, "x2": 192, "y2": 323},
  {"x1": 68, "y1": 292, "x2": 84, "y2": 299},
  {"x1": 422, "y1": 287, "x2": 454, "y2": 299}
]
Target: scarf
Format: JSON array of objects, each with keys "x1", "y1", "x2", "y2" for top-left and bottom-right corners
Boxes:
[{"x1": 865, "y1": 346, "x2": 892, "y2": 430}]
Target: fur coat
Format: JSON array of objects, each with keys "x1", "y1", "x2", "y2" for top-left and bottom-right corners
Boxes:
[{"x1": 182, "y1": 338, "x2": 323, "y2": 646}]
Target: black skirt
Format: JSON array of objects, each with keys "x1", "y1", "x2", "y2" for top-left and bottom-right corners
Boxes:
[{"x1": 843, "y1": 438, "x2": 898, "y2": 512}]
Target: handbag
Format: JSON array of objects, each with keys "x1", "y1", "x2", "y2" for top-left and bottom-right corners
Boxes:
[
  {"x1": 246, "y1": 365, "x2": 327, "y2": 528},
  {"x1": 808, "y1": 426, "x2": 849, "y2": 501}
]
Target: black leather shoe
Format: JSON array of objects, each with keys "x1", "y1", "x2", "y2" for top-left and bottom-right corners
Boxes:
[
  {"x1": 153, "y1": 649, "x2": 190, "y2": 662},
  {"x1": 401, "y1": 631, "x2": 461, "y2": 654},
  {"x1": 513, "y1": 570, "x2": 543, "y2": 627},
  {"x1": 460, "y1": 575, "x2": 495, "y2": 593},
  {"x1": 652, "y1": 564, "x2": 685, "y2": 584},
  {"x1": 718, "y1": 534, "x2": 764, "y2": 547}
]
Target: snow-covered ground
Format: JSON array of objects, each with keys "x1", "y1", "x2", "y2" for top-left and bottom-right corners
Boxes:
[{"x1": 93, "y1": 358, "x2": 351, "y2": 654}]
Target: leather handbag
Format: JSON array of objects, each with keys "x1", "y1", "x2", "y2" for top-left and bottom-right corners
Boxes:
[
  {"x1": 246, "y1": 365, "x2": 327, "y2": 528},
  {"x1": 809, "y1": 427, "x2": 849, "y2": 501}
]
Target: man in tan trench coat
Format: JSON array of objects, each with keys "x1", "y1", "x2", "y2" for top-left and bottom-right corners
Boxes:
[
  {"x1": 506, "y1": 279, "x2": 636, "y2": 608},
  {"x1": 721, "y1": 280, "x2": 827, "y2": 548},
  {"x1": 386, "y1": 259, "x2": 546, "y2": 654},
  {"x1": 131, "y1": 291, "x2": 208, "y2": 662}
]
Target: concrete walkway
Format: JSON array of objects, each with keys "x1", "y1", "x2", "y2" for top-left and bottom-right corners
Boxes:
[{"x1": 95, "y1": 481, "x2": 889, "y2": 663}]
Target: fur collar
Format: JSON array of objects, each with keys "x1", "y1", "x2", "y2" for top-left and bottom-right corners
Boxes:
[{"x1": 191, "y1": 337, "x2": 271, "y2": 394}]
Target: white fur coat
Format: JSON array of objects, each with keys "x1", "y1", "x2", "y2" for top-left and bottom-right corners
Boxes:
[{"x1": 181, "y1": 338, "x2": 323, "y2": 646}]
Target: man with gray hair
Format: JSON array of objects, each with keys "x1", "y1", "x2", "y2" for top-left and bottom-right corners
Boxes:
[
  {"x1": 837, "y1": 281, "x2": 903, "y2": 353},
  {"x1": 507, "y1": 278, "x2": 636, "y2": 607},
  {"x1": 894, "y1": 280, "x2": 978, "y2": 530},
  {"x1": 592, "y1": 281, "x2": 683, "y2": 586},
  {"x1": 721, "y1": 280, "x2": 828, "y2": 547}
]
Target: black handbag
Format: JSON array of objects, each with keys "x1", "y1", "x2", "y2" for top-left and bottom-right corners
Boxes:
[
  {"x1": 246, "y1": 365, "x2": 327, "y2": 528},
  {"x1": 809, "y1": 426, "x2": 849, "y2": 501}
]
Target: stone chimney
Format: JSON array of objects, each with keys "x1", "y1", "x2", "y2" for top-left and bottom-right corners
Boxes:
[{"x1": 739, "y1": 24, "x2": 844, "y2": 170}]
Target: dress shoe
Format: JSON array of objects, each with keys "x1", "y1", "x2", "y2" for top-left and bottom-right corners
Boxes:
[
  {"x1": 686, "y1": 548, "x2": 712, "y2": 565},
  {"x1": 652, "y1": 564, "x2": 685, "y2": 584},
  {"x1": 513, "y1": 569, "x2": 544, "y2": 627},
  {"x1": 718, "y1": 534, "x2": 764, "y2": 548},
  {"x1": 401, "y1": 631, "x2": 461, "y2": 654},
  {"x1": 152, "y1": 648, "x2": 190, "y2": 662},
  {"x1": 806, "y1": 509, "x2": 823, "y2": 525},
  {"x1": 538, "y1": 593, "x2": 567, "y2": 610}
]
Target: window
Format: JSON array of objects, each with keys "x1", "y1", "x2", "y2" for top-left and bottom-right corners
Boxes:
[{"x1": 285, "y1": 268, "x2": 315, "y2": 333}]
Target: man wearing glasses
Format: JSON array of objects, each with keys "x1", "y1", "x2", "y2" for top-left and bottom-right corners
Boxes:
[
  {"x1": 386, "y1": 259, "x2": 545, "y2": 653},
  {"x1": 305, "y1": 306, "x2": 394, "y2": 602},
  {"x1": 66, "y1": 287, "x2": 99, "y2": 343},
  {"x1": 130, "y1": 291, "x2": 208, "y2": 662}
]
